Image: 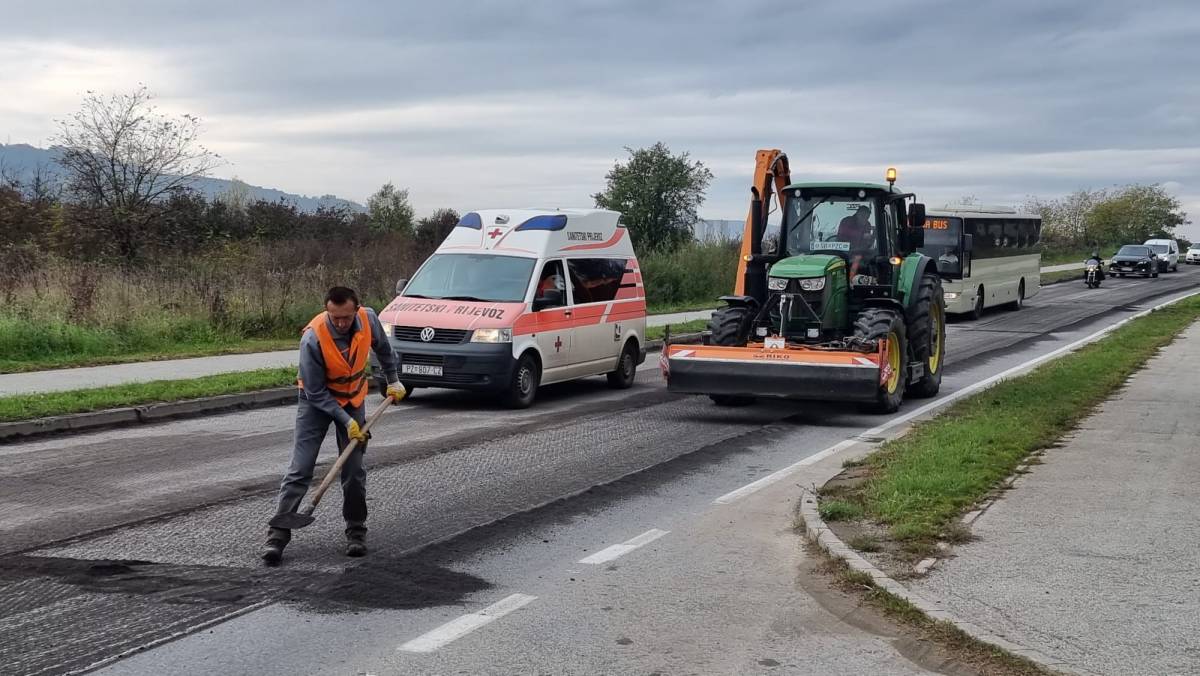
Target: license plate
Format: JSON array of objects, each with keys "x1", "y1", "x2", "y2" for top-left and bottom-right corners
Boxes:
[
  {"x1": 402, "y1": 364, "x2": 443, "y2": 376},
  {"x1": 764, "y1": 336, "x2": 786, "y2": 349}
]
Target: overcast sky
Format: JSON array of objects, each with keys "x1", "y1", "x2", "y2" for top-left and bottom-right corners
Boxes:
[{"x1": 2, "y1": 0, "x2": 1197, "y2": 237}]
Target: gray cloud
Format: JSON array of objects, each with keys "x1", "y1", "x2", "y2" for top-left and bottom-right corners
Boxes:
[{"x1": 1, "y1": 0, "x2": 1197, "y2": 236}]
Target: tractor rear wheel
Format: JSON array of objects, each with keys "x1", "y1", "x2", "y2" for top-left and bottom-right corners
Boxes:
[
  {"x1": 854, "y1": 307, "x2": 907, "y2": 414},
  {"x1": 707, "y1": 305, "x2": 757, "y2": 407},
  {"x1": 907, "y1": 274, "x2": 945, "y2": 399}
]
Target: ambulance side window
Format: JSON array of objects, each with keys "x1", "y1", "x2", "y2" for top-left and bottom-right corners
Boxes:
[
  {"x1": 567, "y1": 258, "x2": 626, "y2": 304},
  {"x1": 534, "y1": 260, "x2": 566, "y2": 308}
]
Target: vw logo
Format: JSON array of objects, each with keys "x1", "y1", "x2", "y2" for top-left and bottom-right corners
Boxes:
[{"x1": 419, "y1": 327, "x2": 436, "y2": 342}]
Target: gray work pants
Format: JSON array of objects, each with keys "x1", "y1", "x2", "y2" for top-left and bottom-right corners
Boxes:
[{"x1": 268, "y1": 398, "x2": 367, "y2": 543}]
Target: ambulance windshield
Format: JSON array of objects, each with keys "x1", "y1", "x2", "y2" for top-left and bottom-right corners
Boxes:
[{"x1": 403, "y1": 254, "x2": 537, "y2": 303}]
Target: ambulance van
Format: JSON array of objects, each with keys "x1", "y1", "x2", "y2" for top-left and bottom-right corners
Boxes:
[{"x1": 374, "y1": 208, "x2": 647, "y2": 408}]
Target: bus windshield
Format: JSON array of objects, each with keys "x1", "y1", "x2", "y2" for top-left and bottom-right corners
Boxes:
[
  {"x1": 919, "y1": 216, "x2": 964, "y2": 277},
  {"x1": 783, "y1": 196, "x2": 878, "y2": 257}
]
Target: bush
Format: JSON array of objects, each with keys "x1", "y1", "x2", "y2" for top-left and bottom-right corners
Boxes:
[{"x1": 640, "y1": 240, "x2": 738, "y2": 310}]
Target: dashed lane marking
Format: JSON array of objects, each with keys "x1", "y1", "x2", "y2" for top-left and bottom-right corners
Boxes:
[
  {"x1": 398, "y1": 593, "x2": 537, "y2": 654},
  {"x1": 578, "y1": 528, "x2": 669, "y2": 564}
]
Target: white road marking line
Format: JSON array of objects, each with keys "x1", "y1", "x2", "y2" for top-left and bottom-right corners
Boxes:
[
  {"x1": 578, "y1": 528, "x2": 670, "y2": 564},
  {"x1": 398, "y1": 593, "x2": 537, "y2": 653},
  {"x1": 712, "y1": 288, "x2": 1200, "y2": 505}
]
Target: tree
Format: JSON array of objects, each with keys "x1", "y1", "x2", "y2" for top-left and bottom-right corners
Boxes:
[
  {"x1": 1088, "y1": 184, "x2": 1187, "y2": 245},
  {"x1": 54, "y1": 86, "x2": 221, "y2": 262},
  {"x1": 415, "y1": 208, "x2": 460, "y2": 252},
  {"x1": 366, "y1": 182, "x2": 415, "y2": 236},
  {"x1": 218, "y1": 176, "x2": 252, "y2": 213},
  {"x1": 1023, "y1": 189, "x2": 1109, "y2": 249},
  {"x1": 593, "y1": 142, "x2": 713, "y2": 253}
]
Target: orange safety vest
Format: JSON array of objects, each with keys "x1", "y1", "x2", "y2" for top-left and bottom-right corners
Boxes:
[{"x1": 297, "y1": 307, "x2": 372, "y2": 408}]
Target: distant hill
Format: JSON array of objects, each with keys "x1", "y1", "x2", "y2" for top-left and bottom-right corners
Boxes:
[{"x1": 0, "y1": 143, "x2": 364, "y2": 213}]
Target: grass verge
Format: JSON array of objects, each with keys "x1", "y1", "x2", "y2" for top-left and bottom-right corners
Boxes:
[
  {"x1": 845, "y1": 294, "x2": 1200, "y2": 549},
  {"x1": 1038, "y1": 268, "x2": 1083, "y2": 286},
  {"x1": 646, "y1": 319, "x2": 709, "y2": 342},
  {"x1": 0, "y1": 368, "x2": 297, "y2": 422}
]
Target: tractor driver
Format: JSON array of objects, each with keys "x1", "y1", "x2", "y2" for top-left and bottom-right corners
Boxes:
[{"x1": 837, "y1": 205, "x2": 876, "y2": 279}]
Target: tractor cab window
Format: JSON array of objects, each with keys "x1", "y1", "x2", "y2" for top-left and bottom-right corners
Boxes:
[{"x1": 783, "y1": 197, "x2": 879, "y2": 258}]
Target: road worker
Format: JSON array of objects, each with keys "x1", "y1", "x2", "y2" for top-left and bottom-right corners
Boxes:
[{"x1": 261, "y1": 286, "x2": 406, "y2": 565}]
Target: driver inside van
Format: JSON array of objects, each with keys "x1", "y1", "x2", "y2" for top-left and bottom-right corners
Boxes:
[{"x1": 537, "y1": 265, "x2": 564, "y2": 299}]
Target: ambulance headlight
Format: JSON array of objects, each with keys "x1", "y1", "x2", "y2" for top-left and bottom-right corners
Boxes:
[
  {"x1": 798, "y1": 277, "x2": 826, "y2": 292},
  {"x1": 380, "y1": 322, "x2": 394, "y2": 338},
  {"x1": 768, "y1": 277, "x2": 788, "y2": 291},
  {"x1": 471, "y1": 328, "x2": 512, "y2": 343}
]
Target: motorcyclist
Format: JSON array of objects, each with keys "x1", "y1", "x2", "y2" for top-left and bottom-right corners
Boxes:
[{"x1": 1085, "y1": 250, "x2": 1105, "y2": 281}]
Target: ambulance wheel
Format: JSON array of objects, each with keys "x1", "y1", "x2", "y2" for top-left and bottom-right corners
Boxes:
[
  {"x1": 854, "y1": 307, "x2": 907, "y2": 414},
  {"x1": 606, "y1": 342, "x2": 638, "y2": 389},
  {"x1": 907, "y1": 275, "x2": 944, "y2": 399},
  {"x1": 503, "y1": 352, "x2": 540, "y2": 409}
]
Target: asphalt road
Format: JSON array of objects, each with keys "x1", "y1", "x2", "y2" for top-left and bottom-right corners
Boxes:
[{"x1": 2, "y1": 267, "x2": 1198, "y2": 676}]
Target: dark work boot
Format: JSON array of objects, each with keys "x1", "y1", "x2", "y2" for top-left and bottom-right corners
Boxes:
[
  {"x1": 261, "y1": 528, "x2": 290, "y2": 566},
  {"x1": 345, "y1": 528, "x2": 367, "y2": 558}
]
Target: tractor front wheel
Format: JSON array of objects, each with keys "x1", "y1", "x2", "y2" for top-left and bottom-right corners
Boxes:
[
  {"x1": 707, "y1": 305, "x2": 757, "y2": 407},
  {"x1": 854, "y1": 307, "x2": 907, "y2": 414}
]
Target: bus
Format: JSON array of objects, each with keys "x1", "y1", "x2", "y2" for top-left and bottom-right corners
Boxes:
[{"x1": 919, "y1": 207, "x2": 1043, "y2": 319}]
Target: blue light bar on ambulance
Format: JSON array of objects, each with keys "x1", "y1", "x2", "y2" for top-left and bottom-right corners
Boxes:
[
  {"x1": 457, "y1": 212, "x2": 482, "y2": 229},
  {"x1": 514, "y1": 214, "x2": 568, "y2": 232}
]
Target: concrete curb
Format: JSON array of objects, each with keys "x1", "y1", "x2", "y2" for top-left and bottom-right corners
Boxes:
[
  {"x1": 0, "y1": 334, "x2": 705, "y2": 443},
  {"x1": 799, "y1": 494, "x2": 1089, "y2": 675}
]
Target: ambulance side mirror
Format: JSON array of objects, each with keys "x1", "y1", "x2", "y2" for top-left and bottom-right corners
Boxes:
[{"x1": 395, "y1": 278, "x2": 408, "y2": 295}]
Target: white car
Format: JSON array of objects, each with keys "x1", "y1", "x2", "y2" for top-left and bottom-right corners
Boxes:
[
  {"x1": 1144, "y1": 238, "x2": 1179, "y2": 272},
  {"x1": 1186, "y1": 246, "x2": 1200, "y2": 264}
]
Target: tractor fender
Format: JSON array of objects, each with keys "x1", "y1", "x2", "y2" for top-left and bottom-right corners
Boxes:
[
  {"x1": 718, "y1": 295, "x2": 761, "y2": 310},
  {"x1": 896, "y1": 254, "x2": 937, "y2": 313},
  {"x1": 860, "y1": 297, "x2": 906, "y2": 314}
]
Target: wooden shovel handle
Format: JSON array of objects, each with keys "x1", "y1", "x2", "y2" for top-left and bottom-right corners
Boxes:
[{"x1": 305, "y1": 396, "x2": 394, "y2": 512}]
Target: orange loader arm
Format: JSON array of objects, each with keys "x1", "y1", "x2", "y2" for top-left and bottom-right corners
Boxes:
[{"x1": 734, "y1": 149, "x2": 793, "y2": 296}]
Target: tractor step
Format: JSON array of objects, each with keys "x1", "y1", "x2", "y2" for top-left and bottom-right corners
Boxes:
[{"x1": 664, "y1": 344, "x2": 884, "y2": 402}]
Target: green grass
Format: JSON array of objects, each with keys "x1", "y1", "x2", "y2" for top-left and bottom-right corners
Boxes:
[
  {"x1": 0, "y1": 368, "x2": 297, "y2": 422},
  {"x1": 646, "y1": 301, "x2": 722, "y2": 316},
  {"x1": 819, "y1": 500, "x2": 865, "y2": 521},
  {"x1": 1038, "y1": 268, "x2": 1083, "y2": 286},
  {"x1": 858, "y1": 294, "x2": 1200, "y2": 544},
  {"x1": 646, "y1": 319, "x2": 709, "y2": 342},
  {"x1": 1039, "y1": 246, "x2": 1096, "y2": 267}
]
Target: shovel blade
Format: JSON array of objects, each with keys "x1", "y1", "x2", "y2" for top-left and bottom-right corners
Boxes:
[{"x1": 269, "y1": 511, "x2": 316, "y2": 530}]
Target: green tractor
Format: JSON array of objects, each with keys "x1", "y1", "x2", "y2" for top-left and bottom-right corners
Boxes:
[{"x1": 665, "y1": 151, "x2": 968, "y2": 413}]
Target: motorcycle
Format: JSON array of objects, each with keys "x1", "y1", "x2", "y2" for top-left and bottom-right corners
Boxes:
[{"x1": 1084, "y1": 258, "x2": 1103, "y2": 288}]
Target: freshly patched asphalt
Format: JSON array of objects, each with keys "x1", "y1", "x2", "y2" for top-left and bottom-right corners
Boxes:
[{"x1": 2, "y1": 267, "x2": 1198, "y2": 675}]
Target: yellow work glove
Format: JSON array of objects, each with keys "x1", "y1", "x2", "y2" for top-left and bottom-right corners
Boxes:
[
  {"x1": 346, "y1": 419, "x2": 368, "y2": 443},
  {"x1": 386, "y1": 382, "x2": 408, "y2": 402}
]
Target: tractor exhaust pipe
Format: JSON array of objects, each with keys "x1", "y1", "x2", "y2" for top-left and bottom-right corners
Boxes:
[{"x1": 745, "y1": 187, "x2": 766, "y2": 301}]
